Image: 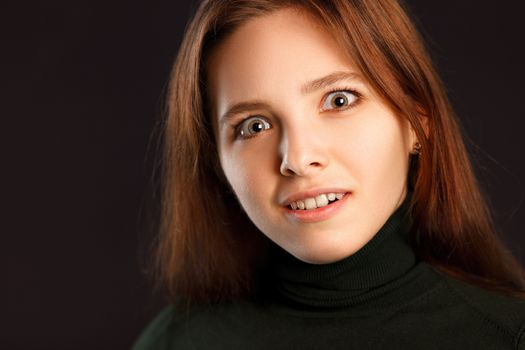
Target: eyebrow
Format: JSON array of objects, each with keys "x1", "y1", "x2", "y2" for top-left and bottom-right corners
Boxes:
[
  {"x1": 219, "y1": 71, "x2": 363, "y2": 124},
  {"x1": 219, "y1": 101, "x2": 271, "y2": 125},
  {"x1": 300, "y1": 71, "x2": 363, "y2": 95}
]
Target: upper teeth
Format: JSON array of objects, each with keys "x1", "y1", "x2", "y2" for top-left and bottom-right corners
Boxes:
[{"x1": 289, "y1": 193, "x2": 345, "y2": 210}]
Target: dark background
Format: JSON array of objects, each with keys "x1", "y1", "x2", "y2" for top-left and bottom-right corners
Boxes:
[{"x1": 4, "y1": 0, "x2": 525, "y2": 349}]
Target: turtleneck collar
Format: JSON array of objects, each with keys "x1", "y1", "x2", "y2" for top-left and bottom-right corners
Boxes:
[{"x1": 265, "y1": 194, "x2": 419, "y2": 311}]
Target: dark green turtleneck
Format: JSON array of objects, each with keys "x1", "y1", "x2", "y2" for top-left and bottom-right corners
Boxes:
[{"x1": 133, "y1": 198, "x2": 525, "y2": 349}]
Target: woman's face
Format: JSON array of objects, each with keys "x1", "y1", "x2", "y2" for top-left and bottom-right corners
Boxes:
[{"x1": 207, "y1": 9, "x2": 417, "y2": 264}]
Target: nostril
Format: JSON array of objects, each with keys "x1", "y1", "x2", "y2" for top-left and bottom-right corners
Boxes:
[
  {"x1": 281, "y1": 167, "x2": 297, "y2": 176},
  {"x1": 279, "y1": 153, "x2": 328, "y2": 176}
]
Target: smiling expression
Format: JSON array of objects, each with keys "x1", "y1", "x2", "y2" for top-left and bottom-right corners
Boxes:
[{"x1": 206, "y1": 8, "x2": 417, "y2": 264}]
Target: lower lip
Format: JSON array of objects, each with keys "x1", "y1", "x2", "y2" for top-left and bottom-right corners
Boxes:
[{"x1": 283, "y1": 193, "x2": 351, "y2": 223}]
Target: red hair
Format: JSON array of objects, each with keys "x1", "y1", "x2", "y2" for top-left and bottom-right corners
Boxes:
[{"x1": 153, "y1": 0, "x2": 525, "y2": 304}]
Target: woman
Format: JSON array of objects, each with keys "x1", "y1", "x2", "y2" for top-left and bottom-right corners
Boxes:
[{"x1": 134, "y1": 0, "x2": 525, "y2": 348}]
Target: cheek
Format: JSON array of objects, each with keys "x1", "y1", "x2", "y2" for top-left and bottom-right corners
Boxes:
[
  {"x1": 219, "y1": 144, "x2": 275, "y2": 207},
  {"x1": 220, "y1": 152, "x2": 248, "y2": 195},
  {"x1": 331, "y1": 112, "x2": 410, "y2": 186}
]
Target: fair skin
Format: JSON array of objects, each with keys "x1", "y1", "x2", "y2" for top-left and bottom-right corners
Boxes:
[{"x1": 207, "y1": 9, "x2": 420, "y2": 264}]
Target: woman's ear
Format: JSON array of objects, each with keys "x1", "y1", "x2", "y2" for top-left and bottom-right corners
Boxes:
[
  {"x1": 408, "y1": 109, "x2": 429, "y2": 155},
  {"x1": 408, "y1": 124, "x2": 420, "y2": 155}
]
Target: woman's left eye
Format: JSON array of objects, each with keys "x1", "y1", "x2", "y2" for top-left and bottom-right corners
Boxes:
[{"x1": 321, "y1": 90, "x2": 359, "y2": 110}]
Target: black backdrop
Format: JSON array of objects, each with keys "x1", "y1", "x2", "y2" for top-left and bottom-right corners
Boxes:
[{"x1": 4, "y1": 1, "x2": 525, "y2": 349}]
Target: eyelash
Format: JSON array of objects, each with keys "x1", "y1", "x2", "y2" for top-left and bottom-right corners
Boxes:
[
  {"x1": 322, "y1": 87, "x2": 362, "y2": 111},
  {"x1": 232, "y1": 87, "x2": 362, "y2": 140}
]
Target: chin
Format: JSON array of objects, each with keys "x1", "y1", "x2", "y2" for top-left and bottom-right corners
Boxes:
[
  {"x1": 292, "y1": 243, "x2": 360, "y2": 265},
  {"x1": 282, "y1": 228, "x2": 368, "y2": 264}
]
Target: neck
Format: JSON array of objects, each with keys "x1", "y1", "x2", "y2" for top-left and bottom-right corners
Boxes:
[{"x1": 264, "y1": 196, "x2": 418, "y2": 310}]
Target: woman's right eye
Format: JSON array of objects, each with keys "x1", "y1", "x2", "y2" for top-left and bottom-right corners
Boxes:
[{"x1": 236, "y1": 116, "x2": 271, "y2": 139}]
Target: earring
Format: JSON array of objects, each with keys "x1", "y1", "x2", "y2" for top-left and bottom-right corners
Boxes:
[{"x1": 412, "y1": 142, "x2": 422, "y2": 155}]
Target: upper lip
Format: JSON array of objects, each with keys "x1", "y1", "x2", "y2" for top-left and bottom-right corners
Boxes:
[{"x1": 280, "y1": 188, "x2": 351, "y2": 206}]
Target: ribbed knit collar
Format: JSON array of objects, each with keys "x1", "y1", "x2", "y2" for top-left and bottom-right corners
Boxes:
[{"x1": 266, "y1": 194, "x2": 418, "y2": 311}]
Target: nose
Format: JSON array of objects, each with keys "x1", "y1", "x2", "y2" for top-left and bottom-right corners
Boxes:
[{"x1": 279, "y1": 124, "x2": 329, "y2": 177}]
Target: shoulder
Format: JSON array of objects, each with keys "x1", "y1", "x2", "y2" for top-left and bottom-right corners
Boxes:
[
  {"x1": 132, "y1": 305, "x2": 178, "y2": 350},
  {"x1": 131, "y1": 302, "x2": 233, "y2": 350},
  {"x1": 434, "y1": 267, "x2": 525, "y2": 349}
]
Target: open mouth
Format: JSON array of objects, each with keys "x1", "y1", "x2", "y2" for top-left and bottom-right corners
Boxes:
[{"x1": 288, "y1": 192, "x2": 346, "y2": 210}]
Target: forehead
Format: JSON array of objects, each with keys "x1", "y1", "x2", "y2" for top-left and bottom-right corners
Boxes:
[{"x1": 205, "y1": 8, "x2": 359, "y2": 114}]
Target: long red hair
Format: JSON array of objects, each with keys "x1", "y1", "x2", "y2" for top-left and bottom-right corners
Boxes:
[{"x1": 153, "y1": 0, "x2": 525, "y2": 304}]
